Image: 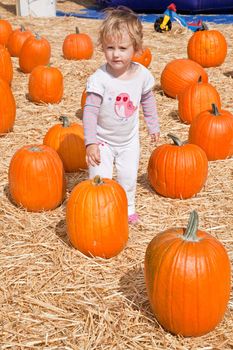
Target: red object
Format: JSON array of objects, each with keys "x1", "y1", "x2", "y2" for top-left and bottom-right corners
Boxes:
[
  {"x1": 187, "y1": 20, "x2": 203, "y2": 26},
  {"x1": 167, "y1": 3, "x2": 177, "y2": 12}
]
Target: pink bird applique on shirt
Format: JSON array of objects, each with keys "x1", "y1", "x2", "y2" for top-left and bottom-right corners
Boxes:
[{"x1": 114, "y1": 93, "x2": 137, "y2": 118}]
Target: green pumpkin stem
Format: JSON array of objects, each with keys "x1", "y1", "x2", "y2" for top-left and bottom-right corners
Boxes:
[
  {"x1": 35, "y1": 32, "x2": 41, "y2": 40},
  {"x1": 93, "y1": 175, "x2": 103, "y2": 185},
  {"x1": 75, "y1": 27, "x2": 80, "y2": 34},
  {"x1": 183, "y1": 211, "x2": 200, "y2": 242},
  {"x1": 29, "y1": 146, "x2": 42, "y2": 152},
  {"x1": 167, "y1": 133, "x2": 183, "y2": 146},
  {"x1": 202, "y1": 22, "x2": 209, "y2": 31},
  {"x1": 211, "y1": 103, "x2": 220, "y2": 116},
  {"x1": 59, "y1": 116, "x2": 70, "y2": 127}
]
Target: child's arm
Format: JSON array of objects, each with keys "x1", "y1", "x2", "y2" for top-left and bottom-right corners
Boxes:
[
  {"x1": 141, "y1": 90, "x2": 160, "y2": 143},
  {"x1": 83, "y1": 92, "x2": 102, "y2": 166}
]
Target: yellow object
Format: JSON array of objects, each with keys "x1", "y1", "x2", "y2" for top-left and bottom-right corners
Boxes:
[{"x1": 160, "y1": 14, "x2": 170, "y2": 30}]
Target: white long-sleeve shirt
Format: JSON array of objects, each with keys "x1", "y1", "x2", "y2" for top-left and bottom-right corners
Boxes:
[{"x1": 83, "y1": 62, "x2": 160, "y2": 146}]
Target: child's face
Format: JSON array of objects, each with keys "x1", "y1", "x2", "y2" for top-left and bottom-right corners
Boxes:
[{"x1": 103, "y1": 31, "x2": 136, "y2": 75}]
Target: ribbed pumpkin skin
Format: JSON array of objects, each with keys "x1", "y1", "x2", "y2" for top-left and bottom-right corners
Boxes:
[
  {"x1": 0, "y1": 77, "x2": 16, "y2": 133},
  {"x1": 0, "y1": 19, "x2": 12, "y2": 45},
  {"x1": 28, "y1": 65, "x2": 63, "y2": 104},
  {"x1": 188, "y1": 30, "x2": 227, "y2": 68},
  {"x1": 132, "y1": 47, "x2": 152, "y2": 67},
  {"x1": 189, "y1": 107, "x2": 233, "y2": 161},
  {"x1": 66, "y1": 177, "x2": 128, "y2": 258},
  {"x1": 9, "y1": 145, "x2": 66, "y2": 212},
  {"x1": 144, "y1": 228, "x2": 231, "y2": 336},
  {"x1": 7, "y1": 26, "x2": 33, "y2": 57},
  {"x1": 62, "y1": 32, "x2": 93, "y2": 60},
  {"x1": 0, "y1": 44, "x2": 13, "y2": 85},
  {"x1": 178, "y1": 80, "x2": 221, "y2": 124},
  {"x1": 147, "y1": 141, "x2": 208, "y2": 199},
  {"x1": 160, "y1": 59, "x2": 208, "y2": 99},
  {"x1": 43, "y1": 120, "x2": 87, "y2": 172},
  {"x1": 19, "y1": 34, "x2": 51, "y2": 73}
]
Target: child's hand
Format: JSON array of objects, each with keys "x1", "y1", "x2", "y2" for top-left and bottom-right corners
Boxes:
[
  {"x1": 150, "y1": 132, "x2": 160, "y2": 144},
  {"x1": 86, "y1": 144, "x2": 101, "y2": 166}
]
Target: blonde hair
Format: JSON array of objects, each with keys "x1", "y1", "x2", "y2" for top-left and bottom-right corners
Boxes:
[{"x1": 98, "y1": 6, "x2": 143, "y2": 52}]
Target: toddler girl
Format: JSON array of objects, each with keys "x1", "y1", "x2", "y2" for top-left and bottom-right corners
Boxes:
[{"x1": 83, "y1": 6, "x2": 160, "y2": 224}]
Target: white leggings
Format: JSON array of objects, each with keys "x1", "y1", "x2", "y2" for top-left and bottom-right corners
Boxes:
[{"x1": 89, "y1": 137, "x2": 140, "y2": 215}]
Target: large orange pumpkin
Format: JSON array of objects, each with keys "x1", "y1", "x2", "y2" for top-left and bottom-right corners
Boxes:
[
  {"x1": 19, "y1": 33, "x2": 51, "y2": 73},
  {"x1": 62, "y1": 27, "x2": 93, "y2": 60},
  {"x1": 0, "y1": 19, "x2": 12, "y2": 45},
  {"x1": 8, "y1": 144, "x2": 66, "y2": 212},
  {"x1": 188, "y1": 29, "x2": 227, "y2": 68},
  {"x1": 147, "y1": 134, "x2": 208, "y2": 199},
  {"x1": 132, "y1": 47, "x2": 152, "y2": 67},
  {"x1": 0, "y1": 77, "x2": 16, "y2": 133},
  {"x1": 43, "y1": 116, "x2": 87, "y2": 172},
  {"x1": 160, "y1": 58, "x2": 208, "y2": 99},
  {"x1": 178, "y1": 76, "x2": 221, "y2": 124},
  {"x1": 0, "y1": 44, "x2": 13, "y2": 85},
  {"x1": 188, "y1": 104, "x2": 233, "y2": 161},
  {"x1": 7, "y1": 25, "x2": 33, "y2": 57},
  {"x1": 66, "y1": 175, "x2": 128, "y2": 258},
  {"x1": 144, "y1": 210, "x2": 231, "y2": 337},
  {"x1": 28, "y1": 65, "x2": 63, "y2": 104}
]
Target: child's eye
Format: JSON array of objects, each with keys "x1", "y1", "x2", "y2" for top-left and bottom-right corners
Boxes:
[{"x1": 120, "y1": 47, "x2": 126, "y2": 50}]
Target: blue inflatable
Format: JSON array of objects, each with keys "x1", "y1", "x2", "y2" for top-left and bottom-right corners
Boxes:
[{"x1": 96, "y1": 0, "x2": 233, "y2": 13}]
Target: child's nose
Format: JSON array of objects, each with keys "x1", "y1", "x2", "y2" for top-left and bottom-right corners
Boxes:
[{"x1": 113, "y1": 49, "x2": 120, "y2": 57}]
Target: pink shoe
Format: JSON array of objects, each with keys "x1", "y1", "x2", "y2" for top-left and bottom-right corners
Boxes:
[{"x1": 128, "y1": 213, "x2": 139, "y2": 224}]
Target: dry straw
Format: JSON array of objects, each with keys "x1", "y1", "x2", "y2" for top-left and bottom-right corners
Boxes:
[{"x1": 0, "y1": 1, "x2": 233, "y2": 349}]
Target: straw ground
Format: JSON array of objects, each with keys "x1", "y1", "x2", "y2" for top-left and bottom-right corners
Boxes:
[{"x1": 0, "y1": 1, "x2": 233, "y2": 349}]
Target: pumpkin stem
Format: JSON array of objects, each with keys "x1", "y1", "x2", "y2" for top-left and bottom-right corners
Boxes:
[
  {"x1": 35, "y1": 32, "x2": 41, "y2": 40},
  {"x1": 201, "y1": 22, "x2": 209, "y2": 31},
  {"x1": 167, "y1": 133, "x2": 183, "y2": 146},
  {"x1": 75, "y1": 27, "x2": 80, "y2": 34},
  {"x1": 92, "y1": 175, "x2": 103, "y2": 185},
  {"x1": 198, "y1": 76, "x2": 202, "y2": 83},
  {"x1": 183, "y1": 211, "x2": 201, "y2": 242},
  {"x1": 59, "y1": 116, "x2": 70, "y2": 127},
  {"x1": 211, "y1": 103, "x2": 220, "y2": 116},
  {"x1": 29, "y1": 146, "x2": 42, "y2": 152},
  {"x1": 20, "y1": 25, "x2": 26, "y2": 32}
]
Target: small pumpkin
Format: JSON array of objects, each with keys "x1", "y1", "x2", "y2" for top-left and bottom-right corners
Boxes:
[
  {"x1": 0, "y1": 18, "x2": 12, "y2": 45},
  {"x1": 188, "y1": 103, "x2": 233, "y2": 161},
  {"x1": 62, "y1": 27, "x2": 93, "y2": 60},
  {"x1": 43, "y1": 116, "x2": 87, "y2": 172},
  {"x1": 0, "y1": 77, "x2": 16, "y2": 133},
  {"x1": 19, "y1": 33, "x2": 51, "y2": 73},
  {"x1": 144, "y1": 210, "x2": 231, "y2": 337},
  {"x1": 132, "y1": 47, "x2": 152, "y2": 67},
  {"x1": 7, "y1": 25, "x2": 33, "y2": 57},
  {"x1": 160, "y1": 58, "x2": 208, "y2": 99},
  {"x1": 147, "y1": 134, "x2": 208, "y2": 199},
  {"x1": 66, "y1": 175, "x2": 128, "y2": 258},
  {"x1": 28, "y1": 65, "x2": 63, "y2": 104},
  {"x1": 0, "y1": 44, "x2": 13, "y2": 85},
  {"x1": 8, "y1": 144, "x2": 66, "y2": 212},
  {"x1": 178, "y1": 76, "x2": 221, "y2": 124},
  {"x1": 188, "y1": 29, "x2": 227, "y2": 68}
]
